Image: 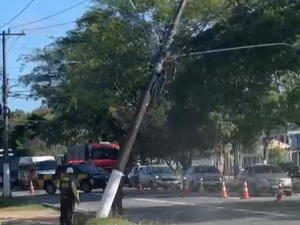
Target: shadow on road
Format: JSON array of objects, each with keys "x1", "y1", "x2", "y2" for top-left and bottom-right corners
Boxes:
[
  {"x1": 122, "y1": 189, "x2": 240, "y2": 199},
  {"x1": 121, "y1": 203, "x2": 300, "y2": 224},
  {"x1": 80, "y1": 202, "x2": 300, "y2": 224},
  {"x1": 214, "y1": 198, "x2": 300, "y2": 216}
]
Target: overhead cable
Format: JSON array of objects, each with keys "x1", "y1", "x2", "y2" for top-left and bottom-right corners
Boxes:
[
  {"x1": 0, "y1": 0, "x2": 35, "y2": 29},
  {"x1": 10, "y1": 0, "x2": 88, "y2": 29},
  {"x1": 23, "y1": 21, "x2": 76, "y2": 31},
  {"x1": 8, "y1": 36, "x2": 21, "y2": 53}
]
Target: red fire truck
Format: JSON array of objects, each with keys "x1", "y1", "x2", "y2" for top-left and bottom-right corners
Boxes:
[{"x1": 67, "y1": 142, "x2": 120, "y2": 172}]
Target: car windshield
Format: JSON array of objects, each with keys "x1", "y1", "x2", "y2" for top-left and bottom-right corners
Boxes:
[
  {"x1": 35, "y1": 160, "x2": 57, "y2": 171},
  {"x1": 194, "y1": 166, "x2": 220, "y2": 173},
  {"x1": 76, "y1": 164, "x2": 103, "y2": 174},
  {"x1": 152, "y1": 166, "x2": 173, "y2": 174},
  {"x1": 91, "y1": 148, "x2": 118, "y2": 160},
  {"x1": 253, "y1": 165, "x2": 284, "y2": 174}
]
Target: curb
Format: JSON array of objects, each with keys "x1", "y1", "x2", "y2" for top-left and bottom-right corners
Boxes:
[{"x1": 42, "y1": 203, "x2": 94, "y2": 216}]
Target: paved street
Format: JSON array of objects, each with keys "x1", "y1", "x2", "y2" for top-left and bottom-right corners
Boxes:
[{"x1": 9, "y1": 187, "x2": 300, "y2": 225}]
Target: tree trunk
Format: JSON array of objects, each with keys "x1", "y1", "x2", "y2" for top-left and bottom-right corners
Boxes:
[
  {"x1": 177, "y1": 150, "x2": 193, "y2": 172},
  {"x1": 223, "y1": 150, "x2": 229, "y2": 176},
  {"x1": 263, "y1": 130, "x2": 271, "y2": 164},
  {"x1": 233, "y1": 143, "x2": 240, "y2": 179}
]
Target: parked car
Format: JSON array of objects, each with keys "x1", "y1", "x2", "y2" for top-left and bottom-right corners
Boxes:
[
  {"x1": 279, "y1": 162, "x2": 300, "y2": 179},
  {"x1": 238, "y1": 164, "x2": 292, "y2": 196},
  {"x1": 54, "y1": 163, "x2": 110, "y2": 193},
  {"x1": 185, "y1": 165, "x2": 222, "y2": 191},
  {"x1": 138, "y1": 165, "x2": 179, "y2": 189}
]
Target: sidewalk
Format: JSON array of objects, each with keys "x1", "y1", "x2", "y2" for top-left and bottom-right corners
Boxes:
[{"x1": 0, "y1": 208, "x2": 59, "y2": 225}]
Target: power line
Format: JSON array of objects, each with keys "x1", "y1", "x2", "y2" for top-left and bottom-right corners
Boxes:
[
  {"x1": 10, "y1": 0, "x2": 89, "y2": 29},
  {"x1": 8, "y1": 36, "x2": 21, "y2": 53},
  {"x1": 24, "y1": 21, "x2": 76, "y2": 31},
  {"x1": 0, "y1": 0, "x2": 36, "y2": 29},
  {"x1": 5, "y1": 46, "x2": 42, "y2": 49}
]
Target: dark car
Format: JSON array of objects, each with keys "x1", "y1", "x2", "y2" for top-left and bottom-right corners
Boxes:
[
  {"x1": 280, "y1": 163, "x2": 300, "y2": 179},
  {"x1": 55, "y1": 163, "x2": 109, "y2": 193},
  {"x1": 0, "y1": 157, "x2": 20, "y2": 188}
]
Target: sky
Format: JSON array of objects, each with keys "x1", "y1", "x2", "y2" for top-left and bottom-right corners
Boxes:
[{"x1": 0, "y1": 0, "x2": 92, "y2": 112}]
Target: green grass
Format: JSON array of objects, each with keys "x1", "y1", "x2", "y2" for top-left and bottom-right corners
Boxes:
[
  {"x1": 85, "y1": 218, "x2": 135, "y2": 225},
  {"x1": 75, "y1": 216, "x2": 164, "y2": 225},
  {"x1": 0, "y1": 195, "x2": 45, "y2": 211}
]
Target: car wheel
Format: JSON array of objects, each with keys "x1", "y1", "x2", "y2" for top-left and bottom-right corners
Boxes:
[
  {"x1": 81, "y1": 181, "x2": 92, "y2": 193},
  {"x1": 45, "y1": 181, "x2": 57, "y2": 195}
]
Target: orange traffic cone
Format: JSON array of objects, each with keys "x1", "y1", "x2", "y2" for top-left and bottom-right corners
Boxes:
[
  {"x1": 275, "y1": 183, "x2": 283, "y2": 202},
  {"x1": 29, "y1": 181, "x2": 35, "y2": 194},
  {"x1": 181, "y1": 177, "x2": 190, "y2": 196},
  {"x1": 221, "y1": 179, "x2": 228, "y2": 198},
  {"x1": 240, "y1": 180, "x2": 250, "y2": 199},
  {"x1": 137, "y1": 182, "x2": 143, "y2": 191}
]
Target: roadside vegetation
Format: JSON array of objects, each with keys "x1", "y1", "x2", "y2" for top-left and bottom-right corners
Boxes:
[{"x1": 3, "y1": 0, "x2": 300, "y2": 171}]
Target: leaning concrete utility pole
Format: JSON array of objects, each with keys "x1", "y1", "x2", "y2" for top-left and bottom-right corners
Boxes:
[{"x1": 96, "y1": 0, "x2": 188, "y2": 218}]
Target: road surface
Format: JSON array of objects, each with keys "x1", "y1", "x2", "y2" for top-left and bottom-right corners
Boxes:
[{"x1": 10, "y1": 187, "x2": 300, "y2": 225}]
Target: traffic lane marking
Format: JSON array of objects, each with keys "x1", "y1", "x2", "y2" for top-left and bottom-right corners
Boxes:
[{"x1": 132, "y1": 198, "x2": 195, "y2": 205}]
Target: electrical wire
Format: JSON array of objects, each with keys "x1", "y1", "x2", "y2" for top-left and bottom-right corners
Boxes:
[
  {"x1": 10, "y1": 0, "x2": 89, "y2": 29},
  {"x1": 23, "y1": 21, "x2": 76, "y2": 31},
  {"x1": 8, "y1": 36, "x2": 21, "y2": 53},
  {"x1": 0, "y1": 0, "x2": 36, "y2": 29}
]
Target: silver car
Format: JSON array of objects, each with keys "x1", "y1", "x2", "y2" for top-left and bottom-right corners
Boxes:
[
  {"x1": 185, "y1": 165, "x2": 222, "y2": 191},
  {"x1": 139, "y1": 165, "x2": 179, "y2": 189},
  {"x1": 239, "y1": 164, "x2": 292, "y2": 196}
]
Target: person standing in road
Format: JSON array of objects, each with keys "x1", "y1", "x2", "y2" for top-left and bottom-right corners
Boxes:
[
  {"x1": 111, "y1": 176, "x2": 124, "y2": 217},
  {"x1": 57, "y1": 167, "x2": 80, "y2": 225}
]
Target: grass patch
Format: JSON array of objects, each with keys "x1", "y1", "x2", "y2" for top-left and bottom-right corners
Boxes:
[
  {"x1": 75, "y1": 216, "x2": 164, "y2": 225},
  {"x1": 85, "y1": 218, "x2": 134, "y2": 225},
  {"x1": 0, "y1": 195, "x2": 44, "y2": 211}
]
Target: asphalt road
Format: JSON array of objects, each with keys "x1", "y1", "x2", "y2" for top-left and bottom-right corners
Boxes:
[{"x1": 10, "y1": 187, "x2": 300, "y2": 225}]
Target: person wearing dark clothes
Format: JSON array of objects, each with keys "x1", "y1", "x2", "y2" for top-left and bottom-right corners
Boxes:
[
  {"x1": 57, "y1": 167, "x2": 80, "y2": 225},
  {"x1": 111, "y1": 176, "x2": 124, "y2": 217},
  {"x1": 63, "y1": 152, "x2": 67, "y2": 164}
]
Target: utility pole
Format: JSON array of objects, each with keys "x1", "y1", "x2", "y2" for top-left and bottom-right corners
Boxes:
[
  {"x1": 1, "y1": 30, "x2": 25, "y2": 197},
  {"x1": 96, "y1": 0, "x2": 188, "y2": 218}
]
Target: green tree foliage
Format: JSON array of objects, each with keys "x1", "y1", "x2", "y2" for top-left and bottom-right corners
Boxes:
[
  {"x1": 268, "y1": 146, "x2": 286, "y2": 164},
  {"x1": 14, "y1": 0, "x2": 300, "y2": 167}
]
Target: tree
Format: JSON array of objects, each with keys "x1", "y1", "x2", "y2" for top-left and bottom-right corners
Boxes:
[
  {"x1": 269, "y1": 146, "x2": 286, "y2": 164},
  {"x1": 17, "y1": 0, "x2": 300, "y2": 169},
  {"x1": 19, "y1": 0, "x2": 229, "y2": 149},
  {"x1": 168, "y1": 0, "x2": 300, "y2": 166}
]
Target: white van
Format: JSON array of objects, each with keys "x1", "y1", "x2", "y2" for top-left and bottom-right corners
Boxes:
[{"x1": 18, "y1": 156, "x2": 57, "y2": 189}]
